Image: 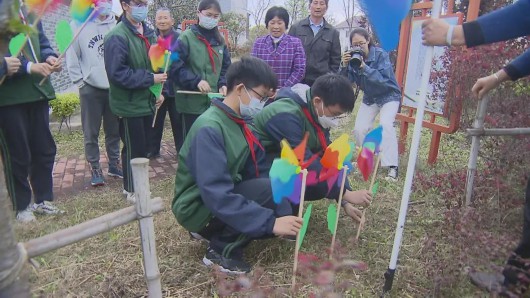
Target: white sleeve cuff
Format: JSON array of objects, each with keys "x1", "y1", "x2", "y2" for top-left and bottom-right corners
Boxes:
[{"x1": 26, "y1": 62, "x2": 33, "y2": 74}]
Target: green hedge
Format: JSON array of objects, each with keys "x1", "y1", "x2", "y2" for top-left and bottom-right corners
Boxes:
[{"x1": 49, "y1": 93, "x2": 80, "y2": 120}]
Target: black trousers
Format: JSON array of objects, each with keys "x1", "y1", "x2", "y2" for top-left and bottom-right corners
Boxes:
[
  {"x1": 198, "y1": 178, "x2": 292, "y2": 258},
  {"x1": 148, "y1": 96, "x2": 182, "y2": 155},
  {"x1": 178, "y1": 113, "x2": 200, "y2": 151},
  {"x1": 120, "y1": 116, "x2": 152, "y2": 192},
  {"x1": 504, "y1": 178, "x2": 530, "y2": 285},
  {"x1": 0, "y1": 101, "x2": 56, "y2": 211}
]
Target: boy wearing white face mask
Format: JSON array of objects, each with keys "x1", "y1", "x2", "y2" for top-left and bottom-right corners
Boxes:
[
  {"x1": 169, "y1": 0, "x2": 231, "y2": 149},
  {"x1": 65, "y1": 0, "x2": 122, "y2": 187},
  {"x1": 253, "y1": 74, "x2": 372, "y2": 223},
  {"x1": 172, "y1": 57, "x2": 303, "y2": 274}
]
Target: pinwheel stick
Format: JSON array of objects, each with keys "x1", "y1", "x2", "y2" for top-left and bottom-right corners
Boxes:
[
  {"x1": 0, "y1": 0, "x2": 54, "y2": 85},
  {"x1": 39, "y1": 6, "x2": 100, "y2": 86},
  {"x1": 329, "y1": 165, "x2": 349, "y2": 260},
  {"x1": 291, "y1": 169, "x2": 308, "y2": 292},
  {"x1": 356, "y1": 153, "x2": 382, "y2": 240},
  {"x1": 152, "y1": 51, "x2": 172, "y2": 128}
]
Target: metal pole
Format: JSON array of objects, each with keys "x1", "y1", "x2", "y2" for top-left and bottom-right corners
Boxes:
[
  {"x1": 465, "y1": 96, "x2": 490, "y2": 206},
  {"x1": 383, "y1": 0, "x2": 443, "y2": 294}
]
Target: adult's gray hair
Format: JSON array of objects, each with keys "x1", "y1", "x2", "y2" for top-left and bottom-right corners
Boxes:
[{"x1": 156, "y1": 7, "x2": 173, "y2": 19}]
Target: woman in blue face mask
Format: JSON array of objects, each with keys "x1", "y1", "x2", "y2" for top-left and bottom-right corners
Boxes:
[
  {"x1": 168, "y1": 0, "x2": 232, "y2": 151},
  {"x1": 103, "y1": 0, "x2": 167, "y2": 202}
]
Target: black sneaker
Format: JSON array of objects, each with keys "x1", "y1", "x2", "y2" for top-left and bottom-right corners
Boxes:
[
  {"x1": 90, "y1": 167, "x2": 105, "y2": 186},
  {"x1": 202, "y1": 247, "x2": 251, "y2": 275}
]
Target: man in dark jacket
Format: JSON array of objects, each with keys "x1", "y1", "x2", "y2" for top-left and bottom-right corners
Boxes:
[
  {"x1": 148, "y1": 7, "x2": 182, "y2": 158},
  {"x1": 289, "y1": 0, "x2": 341, "y2": 86}
]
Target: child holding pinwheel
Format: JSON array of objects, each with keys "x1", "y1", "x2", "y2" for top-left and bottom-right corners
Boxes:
[
  {"x1": 172, "y1": 57, "x2": 302, "y2": 274},
  {"x1": 104, "y1": 0, "x2": 167, "y2": 203},
  {"x1": 253, "y1": 74, "x2": 372, "y2": 222},
  {"x1": 0, "y1": 14, "x2": 63, "y2": 222},
  {"x1": 168, "y1": 0, "x2": 231, "y2": 149}
]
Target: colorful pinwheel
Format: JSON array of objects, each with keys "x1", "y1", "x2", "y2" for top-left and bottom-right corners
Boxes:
[
  {"x1": 357, "y1": 126, "x2": 383, "y2": 181},
  {"x1": 269, "y1": 133, "x2": 315, "y2": 205},
  {"x1": 71, "y1": 0, "x2": 101, "y2": 24},
  {"x1": 319, "y1": 134, "x2": 355, "y2": 191}
]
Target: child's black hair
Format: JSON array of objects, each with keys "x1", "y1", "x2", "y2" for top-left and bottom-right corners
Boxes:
[
  {"x1": 226, "y1": 56, "x2": 278, "y2": 93},
  {"x1": 311, "y1": 74, "x2": 356, "y2": 112}
]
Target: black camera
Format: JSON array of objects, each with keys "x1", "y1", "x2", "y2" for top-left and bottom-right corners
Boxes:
[{"x1": 349, "y1": 46, "x2": 364, "y2": 68}]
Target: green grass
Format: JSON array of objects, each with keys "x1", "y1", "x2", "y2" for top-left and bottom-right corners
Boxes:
[{"x1": 15, "y1": 107, "x2": 526, "y2": 297}]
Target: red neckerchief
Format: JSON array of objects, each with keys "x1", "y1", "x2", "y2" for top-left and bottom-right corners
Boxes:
[
  {"x1": 302, "y1": 107, "x2": 328, "y2": 154},
  {"x1": 136, "y1": 33, "x2": 151, "y2": 50},
  {"x1": 196, "y1": 35, "x2": 219, "y2": 73},
  {"x1": 215, "y1": 105, "x2": 264, "y2": 177}
]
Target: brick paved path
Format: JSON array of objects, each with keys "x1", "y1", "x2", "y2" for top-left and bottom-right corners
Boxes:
[{"x1": 52, "y1": 141, "x2": 178, "y2": 198}]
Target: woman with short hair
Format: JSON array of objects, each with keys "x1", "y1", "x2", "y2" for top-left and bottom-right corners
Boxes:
[{"x1": 251, "y1": 6, "x2": 306, "y2": 89}]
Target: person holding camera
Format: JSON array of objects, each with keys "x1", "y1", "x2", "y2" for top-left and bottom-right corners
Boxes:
[{"x1": 340, "y1": 28, "x2": 401, "y2": 181}]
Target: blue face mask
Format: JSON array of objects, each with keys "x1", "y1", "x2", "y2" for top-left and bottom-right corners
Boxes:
[
  {"x1": 240, "y1": 87, "x2": 266, "y2": 118},
  {"x1": 130, "y1": 5, "x2": 148, "y2": 23},
  {"x1": 98, "y1": 2, "x2": 112, "y2": 17}
]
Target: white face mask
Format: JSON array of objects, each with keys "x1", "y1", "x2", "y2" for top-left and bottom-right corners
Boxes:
[
  {"x1": 240, "y1": 86, "x2": 265, "y2": 117},
  {"x1": 317, "y1": 101, "x2": 339, "y2": 129},
  {"x1": 198, "y1": 13, "x2": 219, "y2": 30}
]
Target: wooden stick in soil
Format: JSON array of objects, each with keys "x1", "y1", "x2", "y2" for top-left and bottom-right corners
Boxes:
[
  {"x1": 291, "y1": 169, "x2": 308, "y2": 292},
  {"x1": 39, "y1": 6, "x2": 100, "y2": 86},
  {"x1": 355, "y1": 153, "x2": 382, "y2": 240},
  {"x1": 152, "y1": 51, "x2": 172, "y2": 128},
  {"x1": 329, "y1": 165, "x2": 349, "y2": 260},
  {"x1": 0, "y1": 0, "x2": 54, "y2": 85}
]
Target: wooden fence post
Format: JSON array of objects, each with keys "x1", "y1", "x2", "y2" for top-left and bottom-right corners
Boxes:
[
  {"x1": 130, "y1": 158, "x2": 162, "y2": 298},
  {"x1": 465, "y1": 96, "x2": 490, "y2": 206}
]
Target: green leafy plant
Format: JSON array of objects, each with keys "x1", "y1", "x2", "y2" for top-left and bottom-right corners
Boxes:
[{"x1": 49, "y1": 93, "x2": 80, "y2": 131}]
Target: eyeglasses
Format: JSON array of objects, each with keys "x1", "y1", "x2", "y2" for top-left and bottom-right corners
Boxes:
[
  {"x1": 352, "y1": 42, "x2": 367, "y2": 47},
  {"x1": 247, "y1": 87, "x2": 269, "y2": 103},
  {"x1": 128, "y1": 1, "x2": 147, "y2": 8}
]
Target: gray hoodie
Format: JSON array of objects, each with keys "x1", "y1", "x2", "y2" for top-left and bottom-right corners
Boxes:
[{"x1": 65, "y1": 15, "x2": 115, "y2": 89}]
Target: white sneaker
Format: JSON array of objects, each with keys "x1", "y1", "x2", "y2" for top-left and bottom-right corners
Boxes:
[
  {"x1": 385, "y1": 166, "x2": 398, "y2": 182},
  {"x1": 123, "y1": 190, "x2": 136, "y2": 204},
  {"x1": 16, "y1": 208, "x2": 36, "y2": 222},
  {"x1": 31, "y1": 201, "x2": 65, "y2": 215}
]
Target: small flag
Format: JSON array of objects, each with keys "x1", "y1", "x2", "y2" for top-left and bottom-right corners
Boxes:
[{"x1": 298, "y1": 203, "x2": 313, "y2": 249}]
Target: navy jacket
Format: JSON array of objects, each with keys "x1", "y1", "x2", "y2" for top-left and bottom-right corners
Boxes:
[
  {"x1": 463, "y1": 0, "x2": 530, "y2": 80},
  {"x1": 341, "y1": 46, "x2": 401, "y2": 106},
  {"x1": 4, "y1": 21, "x2": 57, "y2": 78}
]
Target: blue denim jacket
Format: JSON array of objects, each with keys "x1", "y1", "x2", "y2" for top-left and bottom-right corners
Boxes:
[{"x1": 341, "y1": 46, "x2": 401, "y2": 106}]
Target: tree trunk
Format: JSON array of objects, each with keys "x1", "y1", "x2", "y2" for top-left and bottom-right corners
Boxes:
[{"x1": 0, "y1": 0, "x2": 31, "y2": 296}]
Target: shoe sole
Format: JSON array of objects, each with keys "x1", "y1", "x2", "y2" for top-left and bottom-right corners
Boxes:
[
  {"x1": 190, "y1": 232, "x2": 209, "y2": 243},
  {"x1": 108, "y1": 173, "x2": 123, "y2": 178},
  {"x1": 202, "y1": 257, "x2": 247, "y2": 275},
  {"x1": 91, "y1": 182, "x2": 105, "y2": 186}
]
